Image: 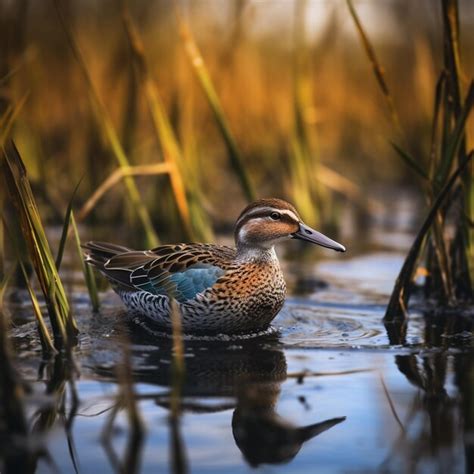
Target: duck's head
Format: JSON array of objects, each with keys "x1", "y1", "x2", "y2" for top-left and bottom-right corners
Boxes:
[{"x1": 234, "y1": 198, "x2": 346, "y2": 253}]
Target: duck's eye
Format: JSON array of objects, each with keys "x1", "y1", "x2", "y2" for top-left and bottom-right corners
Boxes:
[{"x1": 270, "y1": 212, "x2": 281, "y2": 220}]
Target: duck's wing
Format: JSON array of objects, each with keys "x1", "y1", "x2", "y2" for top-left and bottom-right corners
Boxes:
[{"x1": 87, "y1": 242, "x2": 236, "y2": 303}]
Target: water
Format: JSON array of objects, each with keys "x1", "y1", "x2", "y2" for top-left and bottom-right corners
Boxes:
[{"x1": 4, "y1": 247, "x2": 474, "y2": 474}]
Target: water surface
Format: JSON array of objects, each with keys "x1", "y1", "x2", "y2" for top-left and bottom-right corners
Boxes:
[{"x1": 5, "y1": 247, "x2": 474, "y2": 474}]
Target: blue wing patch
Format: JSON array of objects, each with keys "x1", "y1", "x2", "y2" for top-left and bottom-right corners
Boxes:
[{"x1": 131, "y1": 263, "x2": 225, "y2": 303}]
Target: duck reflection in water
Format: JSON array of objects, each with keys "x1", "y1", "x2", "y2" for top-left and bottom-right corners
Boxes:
[
  {"x1": 93, "y1": 328, "x2": 346, "y2": 467},
  {"x1": 232, "y1": 380, "x2": 345, "y2": 467}
]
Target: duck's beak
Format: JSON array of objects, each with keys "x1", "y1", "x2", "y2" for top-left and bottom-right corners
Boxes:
[{"x1": 292, "y1": 222, "x2": 346, "y2": 252}]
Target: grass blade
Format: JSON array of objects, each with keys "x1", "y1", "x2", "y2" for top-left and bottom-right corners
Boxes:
[
  {"x1": 71, "y1": 211, "x2": 100, "y2": 311},
  {"x1": 176, "y1": 8, "x2": 255, "y2": 202},
  {"x1": 0, "y1": 94, "x2": 29, "y2": 279},
  {"x1": 441, "y1": 0, "x2": 473, "y2": 293},
  {"x1": 56, "y1": 179, "x2": 83, "y2": 270},
  {"x1": 435, "y1": 81, "x2": 474, "y2": 186},
  {"x1": 428, "y1": 72, "x2": 447, "y2": 180},
  {"x1": 384, "y1": 150, "x2": 473, "y2": 321},
  {"x1": 390, "y1": 142, "x2": 429, "y2": 182},
  {"x1": 441, "y1": 0, "x2": 464, "y2": 118},
  {"x1": 0, "y1": 92, "x2": 29, "y2": 148},
  {"x1": 53, "y1": 0, "x2": 159, "y2": 248},
  {"x1": 2, "y1": 217, "x2": 56, "y2": 356},
  {"x1": 18, "y1": 258, "x2": 57, "y2": 356},
  {"x1": 77, "y1": 163, "x2": 173, "y2": 221},
  {"x1": 290, "y1": 134, "x2": 318, "y2": 226},
  {"x1": 121, "y1": 5, "x2": 202, "y2": 241},
  {"x1": 2, "y1": 142, "x2": 78, "y2": 348},
  {"x1": 346, "y1": 0, "x2": 402, "y2": 135},
  {"x1": 315, "y1": 164, "x2": 384, "y2": 214},
  {"x1": 290, "y1": 0, "x2": 322, "y2": 227}
]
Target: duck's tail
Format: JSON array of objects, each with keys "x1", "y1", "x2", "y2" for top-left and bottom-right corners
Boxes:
[{"x1": 82, "y1": 241, "x2": 132, "y2": 271}]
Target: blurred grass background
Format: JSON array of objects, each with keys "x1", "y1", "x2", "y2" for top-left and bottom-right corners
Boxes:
[{"x1": 1, "y1": 0, "x2": 473, "y2": 246}]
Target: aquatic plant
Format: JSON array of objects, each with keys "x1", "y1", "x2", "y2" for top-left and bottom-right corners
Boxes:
[
  {"x1": 176, "y1": 6, "x2": 256, "y2": 203},
  {"x1": 1, "y1": 142, "x2": 78, "y2": 350},
  {"x1": 53, "y1": 0, "x2": 160, "y2": 248},
  {"x1": 3, "y1": 0, "x2": 468, "y2": 247},
  {"x1": 121, "y1": 4, "x2": 212, "y2": 242},
  {"x1": 71, "y1": 212, "x2": 100, "y2": 311},
  {"x1": 347, "y1": 0, "x2": 474, "y2": 319},
  {"x1": 289, "y1": 0, "x2": 322, "y2": 228}
]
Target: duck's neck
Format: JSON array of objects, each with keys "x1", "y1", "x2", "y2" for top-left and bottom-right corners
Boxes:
[{"x1": 235, "y1": 244, "x2": 278, "y2": 264}]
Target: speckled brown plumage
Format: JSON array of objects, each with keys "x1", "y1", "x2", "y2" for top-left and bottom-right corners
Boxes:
[
  {"x1": 83, "y1": 198, "x2": 345, "y2": 335},
  {"x1": 84, "y1": 241, "x2": 285, "y2": 334}
]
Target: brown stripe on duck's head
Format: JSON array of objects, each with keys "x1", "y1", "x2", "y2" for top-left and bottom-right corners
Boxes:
[{"x1": 234, "y1": 198, "x2": 346, "y2": 253}]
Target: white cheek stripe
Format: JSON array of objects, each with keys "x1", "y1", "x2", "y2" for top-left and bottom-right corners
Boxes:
[{"x1": 238, "y1": 217, "x2": 264, "y2": 242}]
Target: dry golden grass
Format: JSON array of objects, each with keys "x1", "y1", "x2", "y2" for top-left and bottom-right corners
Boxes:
[{"x1": 0, "y1": 0, "x2": 472, "y2": 240}]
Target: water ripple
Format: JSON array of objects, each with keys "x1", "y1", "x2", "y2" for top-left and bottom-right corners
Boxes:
[{"x1": 276, "y1": 303, "x2": 393, "y2": 349}]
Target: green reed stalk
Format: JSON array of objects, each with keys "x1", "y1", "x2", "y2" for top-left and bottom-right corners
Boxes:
[
  {"x1": 53, "y1": 0, "x2": 159, "y2": 248},
  {"x1": 350, "y1": 0, "x2": 474, "y2": 316},
  {"x1": 388, "y1": 76, "x2": 473, "y2": 304},
  {"x1": 176, "y1": 8, "x2": 255, "y2": 203},
  {"x1": 384, "y1": 152, "x2": 473, "y2": 320},
  {"x1": 122, "y1": 6, "x2": 212, "y2": 242},
  {"x1": 178, "y1": 60, "x2": 215, "y2": 243},
  {"x1": 55, "y1": 180, "x2": 82, "y2": 271},
  {"x1": 18, "y1": 258, "x2": 57, "y2": 356},
  {"x1": 2, "y1": 142, "x2": 78, "y2": 349},
  {"x1": 441, "y1": 0, "x2": 473, "y2": 291},
  {"x1": 346, "y1": 0, "x2": 402, "y2": 135},
  {"x1": 290, "y1": 0, "x2": 322, "y2": 228},
  {"x1": 71, "y1": 212, "x2": 100, "y2": 311},
  {"x1": 53, "y1": 182, "x2": 100, "y2": 310}
]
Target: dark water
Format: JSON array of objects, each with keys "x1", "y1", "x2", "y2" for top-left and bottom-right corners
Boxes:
[{"x1": 4, "y1": 246, "x2": 474, "y2": 474}]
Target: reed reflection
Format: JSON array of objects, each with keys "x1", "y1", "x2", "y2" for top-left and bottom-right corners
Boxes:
[
  {"x1": 94, "y1": 329, "x2": 346, "y2": 468},
  {"x1": 383, "y1": 309, "x2": 474, "y2": 472}
]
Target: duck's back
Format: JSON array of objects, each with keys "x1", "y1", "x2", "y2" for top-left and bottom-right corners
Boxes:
[{"x1": 84, "y1": 242, "x2": 236, "y2": 294}]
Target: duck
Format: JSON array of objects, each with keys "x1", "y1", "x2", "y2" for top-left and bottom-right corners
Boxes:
[{"x1": 83, "y1": 198, "x2": 345, "y2": 335}]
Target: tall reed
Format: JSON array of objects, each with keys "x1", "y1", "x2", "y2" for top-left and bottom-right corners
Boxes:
[
  {"x1": 176, "y1": 7, "x2": 256, "y2": 203},
  {"x1": 17, "y1": 256, "x2": 57, "y2": 356},
  {"x1": 346, "y1": 0, "x2": 474, "y2": 319},
  {"x1": 71, "y1": 212, "x2": 100, "y2": 311},
  {"x1": 290, "y1": 0, "x2": 322, "y2": 228},
  {"x1": 346, "y1": 0, "x2": 402, "y2": 135},
  {"x1": 53, "y1": 0, "x2": 160, "y2": 248},
  {"x1": 121, "y1": 5, "x2": 212, "y2": 242},
  {"x1": 2, "y1": 142, "x2": 78, "y2": 349}
]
